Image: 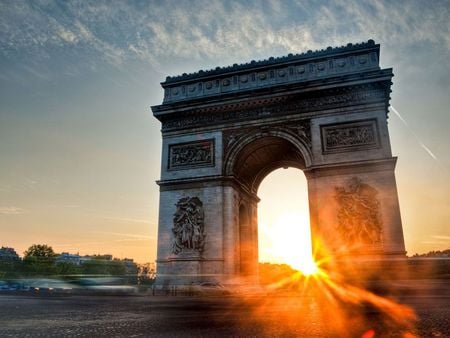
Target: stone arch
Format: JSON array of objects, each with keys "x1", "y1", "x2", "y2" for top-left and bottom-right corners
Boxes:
[
  {"x1": 224, "y1": 129, "x2": 312, "y2": 193},
  {"x1": 152, "y1": 41, "x2": 406, "y2": 285}
]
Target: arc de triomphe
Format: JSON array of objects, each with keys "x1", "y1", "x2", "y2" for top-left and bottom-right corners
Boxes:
[{"x1": 151, "y1": 40, "x2": 405, "y2": 285}]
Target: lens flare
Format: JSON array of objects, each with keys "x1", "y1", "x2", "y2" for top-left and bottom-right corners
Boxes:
[
  {"x1": 298, "y1": 258, "x2": 318, "y2": 276},
  {"x1": 259, "y1": 211, "x2": 318, "y2": 275},
  {"x1": 252, "y1": 238, "x2": 419, "y2": 337}
]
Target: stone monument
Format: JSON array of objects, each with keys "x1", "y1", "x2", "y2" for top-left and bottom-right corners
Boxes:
[{"x1": 151, "y1": 40, "x2": 405, "y2": 285}]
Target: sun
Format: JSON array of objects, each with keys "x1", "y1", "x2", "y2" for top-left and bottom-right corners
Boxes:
[{"x1": 259, "y1": 211, "x2": 318, "y2": 276}]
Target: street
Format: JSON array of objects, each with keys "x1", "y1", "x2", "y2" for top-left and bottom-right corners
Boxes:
[{"x1": 0, "y1": 280, "x2": 448, "y2": 337}]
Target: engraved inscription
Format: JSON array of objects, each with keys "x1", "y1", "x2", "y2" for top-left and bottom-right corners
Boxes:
[
  {"x1": 334, "y1": 177, "x2": 382, "y2": 246},
  {"x1": 322, "y1": 120, "x2": 379, "y2": 153},
  {"x1": 172, "y1": 197, "x2": 206, "y2": 255},
  {"x1": 169, "y1": 140, "x2": 214, "y2": 169}
]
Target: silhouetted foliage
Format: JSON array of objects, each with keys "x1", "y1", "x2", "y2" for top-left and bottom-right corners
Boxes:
[
  {"x1": 0, "y1": 261, "x2": 22, "y2": 278},
  {"x1": 0, "y1": 244, "x2": 147, "y2": 284},
  {"x1": 55, "y1": 262, "x2": 82, "y2": 276},
  {"x1": 22, "y1": 244, "x2": 57, "y2": 276},
  {"x1": 411, "y1": 249, "x2": 450, "y2": 258},
  {"x1": 0, "y1": 247, "x2": 21, "y2": 278},
  {"x1": 81, "y1": 259, "x2": 126, "y2": 276},
  {"x1": 137, "y1": 263, "x2": 156, "y2": 285},
  {"x1": 24, "y1": 244, "x2": 56, "y2": 260}
]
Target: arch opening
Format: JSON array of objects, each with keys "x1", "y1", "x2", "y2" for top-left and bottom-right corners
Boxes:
[
  {"x1": 258, "y1": 168, "x2": 316, "y2": 275},
  {"x1": 231, "y1": 135, "x2": 317, "y2": 277}
]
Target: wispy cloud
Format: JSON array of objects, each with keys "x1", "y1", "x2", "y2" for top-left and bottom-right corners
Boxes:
[
  {"x1": 99, "y1": 216, "x2": 152, "y2": 225},
  {"x1": 0, "y1": 1, "x2": 448, "y2": 78},
  {"x1": 421, "y1": 235, "x2": 450, "y2": 246},
  {"x1": 0, "y1": 206, "x2": 26, "y2": 215},
  {"x1": 23, "y1": 178, "x2": 38, "y2": 190},
  {"x1": 91, "y1": 230, "x2": 155, "y2": 241},
  {"x1": 432, "y1": 235, "x2": 450, "y2": 241}
]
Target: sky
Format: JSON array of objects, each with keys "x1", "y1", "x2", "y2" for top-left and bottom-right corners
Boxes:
[{"x1": 0, "y1": 0, "x2": 449, "y2": 264}]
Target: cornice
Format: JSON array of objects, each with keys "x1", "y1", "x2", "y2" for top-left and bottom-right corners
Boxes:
[
  {"x1": 157, "y1": 40, "x2": 381, "y2": 105},
  {"x1": 164, "y1": 40, "x2": 379, "y2": 84},
  {"x1": 304, "y1": 157, "x2": 397, "y2": 178},
  {"x1": 157, "y1": 175, "x2": 259, "y2": 202}
]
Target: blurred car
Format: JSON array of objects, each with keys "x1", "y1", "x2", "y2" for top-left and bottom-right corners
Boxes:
[
  {"x1": 6, "y1": 282, "x2": 21, "y2": 290},
  {"x1": 73, "y1": 277, "x2": 137, "y2": 294},
  {"x1": 193, "y1": 282, "x2": 230, "y2": 296},
  {"x1": 0, "y1": 281, "x2": 9, "y2": 290},
  {"x1": 27, "y1": 278, "x2": 74, "y2": 293}
]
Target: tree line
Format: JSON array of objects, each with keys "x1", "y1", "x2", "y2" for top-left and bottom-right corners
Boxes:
[{"x1": 0, "y1": 244, "x2": 155, "y2": 285}]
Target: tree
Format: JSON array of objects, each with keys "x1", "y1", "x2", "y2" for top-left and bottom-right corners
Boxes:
[
  {"x1": 137, "y1": 263, "x2": 156, "y2": 285},
  {"x1": 81, "y1": 260, "x2": 110, "y2": 275},
  {"x1": 56, "y1": 262, "x2": 81, "y2": 276},
  {"x1": 81, "y1": 258, "x2": 126, "y2": 277},
  {"x1": 0, "y1": 247, "x2": 22, "y2": 278},
  {"x1": 23, "y1": 244, "x2": 57, "y2": 276},
  {"x1": 24, "y1": 244, "x2": 56, "y2": 259}
]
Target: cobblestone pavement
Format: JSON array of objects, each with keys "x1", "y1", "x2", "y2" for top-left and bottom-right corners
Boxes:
[{"x1": 0, "y1": 281, "x2": 448, "y2": 337}]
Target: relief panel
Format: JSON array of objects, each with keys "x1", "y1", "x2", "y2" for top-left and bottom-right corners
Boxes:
[
  {"x1": 321, "y1": 119, "x2": 380, "y2": 154},
  {"x1": 168, "y1": 139, "x2": 215, "y2": 170},
  {"x1": 334, "y1": 177, "x2": 382, "y2": 247},
  {"x1": 172, "y1": 197, "x2": 206, "y2": 255}
]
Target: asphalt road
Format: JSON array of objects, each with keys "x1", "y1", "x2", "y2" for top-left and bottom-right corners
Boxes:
[{"x1": 0, "y1": 280, "x2": 448, "y2": 337}]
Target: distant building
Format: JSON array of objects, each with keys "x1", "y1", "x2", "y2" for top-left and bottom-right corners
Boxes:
[
  {"x1": 56, "y1": 252, "x2": 82, "y2": 265},
  {"x1": 88, "y1": 254, "x2": 113, "y2": 261},
  {"x1": 0, "y1": 247, "x2": 20, "y2": 262},
  {"x1": 56, "y1": 253, "x2": 117, "y2": 265},
  {"x1": 122, "y1": 258, "x2": 137, "y2": 272}
]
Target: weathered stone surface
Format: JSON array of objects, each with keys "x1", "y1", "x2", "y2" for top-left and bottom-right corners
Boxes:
[{"x1": 152, "y1": 41, "x2": 405, "y2": 286}]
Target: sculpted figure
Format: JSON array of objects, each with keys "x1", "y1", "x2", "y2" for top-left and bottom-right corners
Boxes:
[
  {"x1": 172, "y1": 197, "x2": 206, "y2": 254},
  {"x1": 334, "y1": 177, "x2": 382, "y2": 247}
]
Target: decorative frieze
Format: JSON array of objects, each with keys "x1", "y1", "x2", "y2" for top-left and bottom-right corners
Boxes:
[
  {"x1": 172, "y1": 197, "x2": 206, "y2": 255},
  {"x1": 168, "y1": 139, "x2": 214, "y2": 170},
  {"x1": 161, "y1": 85, "x2": 386, "y2": 132},
  {"x1": 334, "y1": 177, "x2": 382, "y2": 246},
  {"x1": 321, "y1": 119, "x2": 379, "y2": 153}
]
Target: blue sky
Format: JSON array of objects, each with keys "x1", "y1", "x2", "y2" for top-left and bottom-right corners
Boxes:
[{"x1": 0, "y1": 0, "x2": 449, "y2": 262}]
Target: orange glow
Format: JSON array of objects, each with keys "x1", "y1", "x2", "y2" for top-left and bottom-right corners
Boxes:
[
  {"x1": 242, "y1": 244, "x2": 419, "y2": 337},
  {"x1": 259, "y1": 211, "x2": 318, "y2": 275},
  {"x1": 255, "y1": 169, "x2": 419, "y2": 336}
]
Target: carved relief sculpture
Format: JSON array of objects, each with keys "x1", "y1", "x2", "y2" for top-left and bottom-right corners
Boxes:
[
  {"x1": 284, "y1": 120, "x2": 311, "y2": 148},
  {"x1": 322, "y1": 120, "x2": 379, "y2": 153},
  {"x1": 161, "y1": 85, "x2": 385, "y2": 132},
  {"x1": 172, "y1": 197, "x2": 206, "y2": 255},
  {"x1": 223, "y1": 120, "x2": 311, "y2": 159},
  {"x1": 169, "y1": 140, "x2": 214, "y2": 169},
  {"x1": 334, "y1": 177, "x2": 382, "y2": 247}
]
